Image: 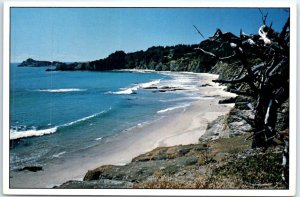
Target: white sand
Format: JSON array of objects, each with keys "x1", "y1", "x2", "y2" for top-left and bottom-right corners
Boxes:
[{"x1": 10, "y1": 73, "x2": 236, "y2": 189}]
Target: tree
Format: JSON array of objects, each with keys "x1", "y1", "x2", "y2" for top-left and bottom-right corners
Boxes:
[{"x1": 197, "y1": 11, "x2": 290, "y2": 184}]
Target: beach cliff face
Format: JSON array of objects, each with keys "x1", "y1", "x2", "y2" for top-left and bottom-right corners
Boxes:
[{"x1": 21, "y1": 19, "x2": 289, "y2": 189}]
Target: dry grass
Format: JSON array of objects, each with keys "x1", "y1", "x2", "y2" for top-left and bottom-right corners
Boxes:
[
  {"x1": 209, "y1": 134, "x2": 251, "y2": 156},
  {"x1": 133, "y1": 175, "x2": 247, "y2": 189},
  {"x1": 134, "y1": 134, "x2": 285, "y2": 189}
]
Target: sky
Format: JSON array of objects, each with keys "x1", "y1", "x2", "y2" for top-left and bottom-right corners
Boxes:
[{"x1": 10, "y1": 7, "x2": 289, "y2": 63}]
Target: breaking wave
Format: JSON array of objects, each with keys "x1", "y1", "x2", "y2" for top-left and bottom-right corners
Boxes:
[
  {"x1": 10, "y1": 127, "x2": 58, "y2": 140},
  {"x1": 108, "y1": 79, "x2": 161, "y2": 95},
  {"x1": 110, "y1": 86, "x2": 139, "y2": 95},
  {"x1": 139, "y1": 79, "x2": 161, "y2": 88},
  {"x1": 10, "y1": 108, "x2": 111, "y2": 140}
]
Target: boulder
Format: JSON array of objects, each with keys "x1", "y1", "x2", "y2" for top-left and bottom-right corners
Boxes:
[{"x1": 18, "y1": 166, "x2": 43, "y2": 172}]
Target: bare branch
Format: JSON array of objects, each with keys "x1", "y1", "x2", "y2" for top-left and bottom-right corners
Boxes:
[
  {"x1": 195, "y1": 47, "x2": 216, "y2": 58},
  {"x1": 236, "y1": 66, "x2": 245, "y2": 79},
  {"x1": 219, "y1": 52, "x2": 236, "y2": 60},
  {"x1": 239, "y1": 114, "x2": 256, "y2": 128},
  {"x1": 233, "y1": 50, "x2": 259, "y2": 93},
  {"x1": 193, "y1": 25, "x2": 205, "y2": 39},
  {"x1": 259, "y1": 8, "x2": 268, "y2": 25},
  {"x1": 251, "y1": 63, "x2": 264, "y2": 72},
  {"x1": 269, "y1": 22, "x2": 273, "y2": 30},
  {"x1": 279, "y1": 17, "x2": 290, "y2": 41}
]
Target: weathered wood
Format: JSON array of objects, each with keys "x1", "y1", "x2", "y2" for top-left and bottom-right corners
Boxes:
[
  {"x1": 205, "y1": 16, "x2": 289, "y2": 150},
  {"x1": 193, "y1": 25, "x2": 205, "y2": 39}
]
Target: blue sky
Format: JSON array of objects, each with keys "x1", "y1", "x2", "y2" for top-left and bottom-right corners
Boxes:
[{"x1": 10, "y1": 8, "x2": 289, "y2": 63}]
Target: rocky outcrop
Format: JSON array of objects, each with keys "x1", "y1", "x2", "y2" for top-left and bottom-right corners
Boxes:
[
  {"x1": 17, "y1": 166, "x2": 43, "y2": 172},
  {"x1": 56, "y1": 179, "x2": 133, "y2": 189},
  {"x1": 19, "y1": 58, "x2": 66, "y2": 67},
  {"x1": 55, "y1": 133, "x2": 286, "y2": 189}
]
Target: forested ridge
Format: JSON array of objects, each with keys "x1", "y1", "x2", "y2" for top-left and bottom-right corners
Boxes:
[{"x1": 19, "y1": 39, "x2": 236, "y2": 73}]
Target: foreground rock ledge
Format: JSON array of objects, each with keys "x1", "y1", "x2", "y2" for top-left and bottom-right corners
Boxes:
[{"x1": 55, "y1": 131, "x2": 286, "y2": 189}]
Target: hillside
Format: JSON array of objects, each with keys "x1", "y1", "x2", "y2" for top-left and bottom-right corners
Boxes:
[{"x1": 19, "y1": 34, "x2": 249, "y2": 73}]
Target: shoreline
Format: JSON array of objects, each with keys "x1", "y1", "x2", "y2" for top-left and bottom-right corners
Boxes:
[{"x1": 10, "y1": 72, "x2": 236, "y2": 189}]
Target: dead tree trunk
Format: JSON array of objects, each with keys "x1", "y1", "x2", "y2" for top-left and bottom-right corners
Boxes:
[{"x1": 204, "y1": 15, "x2": 289, "y2": 148}]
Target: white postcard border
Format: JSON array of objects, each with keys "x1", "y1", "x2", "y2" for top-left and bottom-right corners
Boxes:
[{"x1": 3, "y1": 1, "x2": 297, "y2": 196}]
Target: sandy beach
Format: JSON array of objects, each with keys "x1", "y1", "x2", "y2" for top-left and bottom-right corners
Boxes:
[{"x1": 10, "y1": 73, "x2": 236, "y2": 189}]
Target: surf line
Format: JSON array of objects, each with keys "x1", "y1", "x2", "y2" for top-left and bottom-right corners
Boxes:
[{"x1": 10, "y1": 108, "x2": 111, "y2": 140}]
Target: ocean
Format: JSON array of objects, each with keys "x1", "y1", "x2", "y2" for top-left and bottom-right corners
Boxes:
[{"x1": 9, "y1": 64, "x2": 211, "y2": 172}]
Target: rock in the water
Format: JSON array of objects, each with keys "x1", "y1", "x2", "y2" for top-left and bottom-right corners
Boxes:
[
  {"x1": 19, "y1": 58, "x2": 66, "y2": 68},
  {"x1": 45, "y1": 68, "x2": 56, "y2": 72},
  {"x1": 200, "y1": 83, "x2": 212, "y2": 87},
  {"x1": 142, "y1": 86, "x2": 158, "y2": 89},
  {"x1": 18, "y1": 166, "x2": 43, "y2": 172}
]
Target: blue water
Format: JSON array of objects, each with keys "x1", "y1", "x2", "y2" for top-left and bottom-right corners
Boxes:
[{"x1": 9, "y1": 64, "x2": 200, "y2": 170}]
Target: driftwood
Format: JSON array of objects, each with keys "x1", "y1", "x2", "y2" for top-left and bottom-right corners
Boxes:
[
  {"x1": 204, "y1": 15, "x2": 289, "y2": 148},
  {"x1": 198, "y1": 10, "x2": 290, "y2": 184}
]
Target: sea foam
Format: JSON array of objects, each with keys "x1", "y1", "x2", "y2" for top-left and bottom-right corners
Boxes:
[
  {"x1": 10, "y1": 127, "x2": 58, "y2": 140},
  {"x1": 109, "y1": 79, "x2": 161, "y2": 95},
  {"x1": 10, "y1": 108, "x2": 111, "y2": 140},
  {"x1": 139, "y1": 79, "x2": 161, "y2": 88},
  {"x1": 111, "y1": 86, "x2": 139, "y2": 95},
  {"x1": 52, "y1": 151, "x2": 66, "y2": 158},
  {"x1": 61, "y1": 110, "x2": 108, "y2": 127},
  {"x1": 157, "y1": 103, "x2": 190, "y2": 114}
]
